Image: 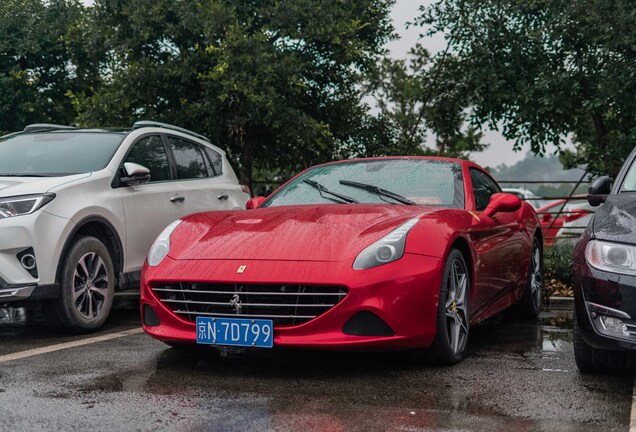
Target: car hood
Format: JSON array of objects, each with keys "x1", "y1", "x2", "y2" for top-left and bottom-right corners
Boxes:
[
  {"x1": 593, "y1": 194, "x2": 636, "y2": 243},
  {"x1": 0, "y1": 174, "x2": 91, "y2": 197},
  {"x1": 169, "y1": 204, "x2": 435, "y2": 262}
]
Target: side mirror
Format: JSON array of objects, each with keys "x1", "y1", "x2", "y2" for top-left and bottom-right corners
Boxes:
[
  {"x1": 588, "y1": 176, "x2": 611, "y2": 207},
  {"x1": 483, "y1": 193, "x2": 522, "y2": 218},
  {"x1": 246, "y1": 196, "x2": 266, "y2": 209},
  {"x1": 121, "y1": 162, "x2": 150, "y2": 186}
]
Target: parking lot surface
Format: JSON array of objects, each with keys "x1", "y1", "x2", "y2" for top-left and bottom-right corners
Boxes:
[{"x1": 0, "y1": 302, "x2": 632, "y2": 432}]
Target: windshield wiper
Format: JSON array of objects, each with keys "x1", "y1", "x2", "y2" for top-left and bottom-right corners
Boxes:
[
  {"x1": 339, "y1": 180, "x2": 415, "y2": 205},
  {"x1": 303, "y1": 179, "x2": 358, "y2": 204}
]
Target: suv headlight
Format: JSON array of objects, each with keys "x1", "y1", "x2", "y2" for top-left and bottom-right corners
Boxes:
[
  {"x1": 147, "y1": 220, "x2": 183, "y2": 267},
  {"x1": 0, "y1": 193, "x2": 55, "y2": 218},
  {"x1": 585, "y1": 240, "x2": 636, "y2": 276},
  {"x1": 353, "y1": 218, "x2": 419, "y2": 270}
]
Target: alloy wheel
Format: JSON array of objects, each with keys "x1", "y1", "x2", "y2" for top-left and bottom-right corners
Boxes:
[
  {"x1": 73, "y1": 252, "x2": 110, "y2": 320},
  {"x1": 530, "y1": 243, "x2": 543, "y2": 309},
  {"x1": 445, "y1": 257, "x2": 469, "y2": 355}
]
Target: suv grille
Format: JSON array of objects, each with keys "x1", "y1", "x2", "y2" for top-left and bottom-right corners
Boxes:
[{"x1": 151, "y1": 282, "x2": 348, "y2": 327}]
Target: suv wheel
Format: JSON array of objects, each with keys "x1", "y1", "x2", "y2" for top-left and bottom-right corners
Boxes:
[{"x1": 46, "y1": 236, "x2": 115, "y2": 333}]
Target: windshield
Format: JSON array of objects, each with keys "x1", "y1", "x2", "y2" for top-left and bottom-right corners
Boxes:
[
  {"x1": 0, "y1": 132, "x2": 125, "y2": 176},
  {"x1": 262, "y1": 159, "x2": 465, "y2": 208}
]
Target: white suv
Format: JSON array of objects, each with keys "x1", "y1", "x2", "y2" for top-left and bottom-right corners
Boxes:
[{"x1": 0, "y1": 121, "x2": 249, "y2": 332}]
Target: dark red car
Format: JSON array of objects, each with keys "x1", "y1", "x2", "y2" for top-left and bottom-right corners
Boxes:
[{"x1": 140, "y1": 157, "x2": 542, "y2": 365}]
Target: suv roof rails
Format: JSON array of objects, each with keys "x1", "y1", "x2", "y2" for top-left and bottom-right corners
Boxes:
[
  {"x1": 24, "y1": 124, "x2": 75, "y2": 133},
  {"x1": 132, "y1": 120, "x2": 211, "y2": 143}
]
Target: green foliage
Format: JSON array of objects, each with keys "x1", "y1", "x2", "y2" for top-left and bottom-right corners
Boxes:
[
  {"x1": 544, "y1": 241, "x2": 575, "y2": 288},
  {"x1": 0, "y1": 0, "x2": 394, "y2": 184},
  {"x1": 419, "y1": 0, "x2": 636, "y2": 177},
  {"x1": 367, "y1": 44, "x2": 487, "y2": 158},
  {"x1": 67, "y1": 0, "x2": 395, "y2": 184},
  {"x1": 0, "y1": 0, "x2": 86, "y2": 134}
]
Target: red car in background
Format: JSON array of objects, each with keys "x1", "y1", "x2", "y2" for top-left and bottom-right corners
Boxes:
[
  {"x1": 140, "y1": 157, "x2": 542, "y2": 365},
  {"x1": 536, "y1": 197, "x2": 592, "y2": 245}
]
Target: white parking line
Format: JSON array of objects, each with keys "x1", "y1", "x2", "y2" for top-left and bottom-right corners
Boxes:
[
  {"x1": 0, "y1": 327, "x2": 144, "y2": 364},
  {"x1": 631, "y1": 376, "x2": 636, "y2": 432}
]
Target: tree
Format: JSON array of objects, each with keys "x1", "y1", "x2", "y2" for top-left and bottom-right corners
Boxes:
[
  {"x1": 367, "y1": 44, "x2": 487, "y2": 159},
  {"x1": 68, "y1": 0, "x2": 395, "y2": 186},
  {"x1": 0, "y1": 0, "x2": 86, "y2": 135},
  {"x1": 419, "y1": 0, "x2": 636, "y2": 177}
]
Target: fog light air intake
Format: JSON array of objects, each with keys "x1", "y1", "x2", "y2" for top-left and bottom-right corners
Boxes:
[{"x1": 17, "y1": 248, "x2": 37, "y2": 278}]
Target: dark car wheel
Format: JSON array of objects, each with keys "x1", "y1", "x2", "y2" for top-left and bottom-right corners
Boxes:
[
  {"x1": 430, "y1": 248, "x2": 471, "y2": 365},
  {"x1": 574, "y1": 314, "x2": 631, "y2": 373},
  {"x1": 46, "y1": 236, "x2": 115, "y2": 334},
  {"x1": 519, "y1": 237, "x2": 543, "y2": 318}
]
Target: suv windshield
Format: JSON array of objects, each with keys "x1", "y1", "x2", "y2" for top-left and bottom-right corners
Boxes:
[
  {"x1": 262, "y1": 159, "x2": 465, "y2": 208},
  {"x1": 0, "y1": 132, "x2": 125, "y2": 176}
]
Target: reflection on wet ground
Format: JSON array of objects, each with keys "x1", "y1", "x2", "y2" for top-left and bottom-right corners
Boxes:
[{"x1": 0, "y1": 303, "x2": 632, "y2": 432}]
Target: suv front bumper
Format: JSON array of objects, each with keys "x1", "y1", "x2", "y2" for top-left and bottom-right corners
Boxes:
[{"x1": 0, "y1": 209, "x2": 71, "y2": 303}]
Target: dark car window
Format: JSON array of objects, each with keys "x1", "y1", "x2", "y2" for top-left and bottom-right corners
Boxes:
[
  {"x1": 204, "y1": 147, "x2": 223, "y2": 176},
  {"x1": 470, "y1": 168, "x2": 501, "y2": 211},
  {"x1": 262, "y1": 159, "x2": 465, "y2": 208},
  {"x1": 167, "y1": 136, "x2": 212, "y2": 179},
  {"x1": 0, "y1": 132, "x2": 124, "y2": 176},
  {"x1": 125, "y1": 135, "x2": 171, "y2": 182}
]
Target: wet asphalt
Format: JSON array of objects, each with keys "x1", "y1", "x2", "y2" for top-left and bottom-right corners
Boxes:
[{"x1": 0, "y1": 301, "x2": 632, "y2": 432}]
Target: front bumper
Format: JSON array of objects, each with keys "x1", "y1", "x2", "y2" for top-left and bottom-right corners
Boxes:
[
  {"x1": 0, "y1": 210, "x2": 71, "y2": 298},
  {"x1": 0, "y1": 280, "x2": 59, "y2": 304},
  {"x1": 574, "y1": 260, "x2": 636, "y2": 351},
  {"x1": 141, "y1": 253, "x2": 444, "y2": 350}
]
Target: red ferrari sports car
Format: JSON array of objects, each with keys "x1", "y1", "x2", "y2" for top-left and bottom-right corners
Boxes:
[{"x1": 141, "y1": 157, "x2": 542, "y2": 364}]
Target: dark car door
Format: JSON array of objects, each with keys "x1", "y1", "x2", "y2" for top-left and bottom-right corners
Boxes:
[{"x1": 468, "y1": 168, "x2": 525, "y2": 315}]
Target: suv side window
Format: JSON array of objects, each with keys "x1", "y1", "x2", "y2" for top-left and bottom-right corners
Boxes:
[
  {"x1": 204, "y1": 147, "x2": 223, "y2": 176},
  {"x1": 125, "y1": 135, "x2": 171, "y2": 182},
  {"x1": 470, "y1": 168, "x2": 501, "y2": 211},
  {"x1": 167, "y1": 136, "x2": 214, "y2": 179}
]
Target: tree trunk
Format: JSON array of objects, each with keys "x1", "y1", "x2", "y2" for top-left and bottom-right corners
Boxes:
[{"x1": 238, "y1": 130, "x2": 254, "y2": 189}]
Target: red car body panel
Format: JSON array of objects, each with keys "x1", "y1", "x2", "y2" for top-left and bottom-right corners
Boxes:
[
  {"x1": 536, "y1": 197, "x2": 592, "y2": 245},
  {"x1": 141, "y1": 157, "x2": 540, "y2": 350}
]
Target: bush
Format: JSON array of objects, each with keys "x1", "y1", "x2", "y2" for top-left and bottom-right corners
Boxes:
[{"x1": 543, "y1": 241, "x2": 575, "y2": 297}]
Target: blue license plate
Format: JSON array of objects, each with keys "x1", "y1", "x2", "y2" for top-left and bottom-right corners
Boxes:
[{"x1": 196, "y1": 317, "x2": 274, "y2": 348}]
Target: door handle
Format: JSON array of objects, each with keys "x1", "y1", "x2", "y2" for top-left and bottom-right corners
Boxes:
[
  {"x1": 217, "y1": 193, "x2": 229, "y2": 201},
  {"x1": 170, "y1": 195, "x2": 185, "y2": 203}
]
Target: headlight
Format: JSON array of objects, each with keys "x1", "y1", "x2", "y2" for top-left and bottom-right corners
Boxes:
[
  {"x1": 147, "y1": 220, "x2": 183, "y2": 267},
  {"x1": 585, "y1": 240, "x2": 636, "y2": 276},
  {"x1": 353, "y1": 218, "x2": 419, "y2": 270},
  {"x1": 0, "y1": 193, "x2": 55, "y2": 218}
]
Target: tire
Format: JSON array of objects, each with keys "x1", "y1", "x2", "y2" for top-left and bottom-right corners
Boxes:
[
  {"x1": 519, "y1": 237, "x2": 543, "y2": 318},
  {"x1": 429, "y1": 248, "x2": 471, "y2": 365},
  {"x1": 574, "y1": 314, "x2": 631, "y2": 373},
  {"x1": 45, "y1": 236, "x2": 115, "y2": 333}
]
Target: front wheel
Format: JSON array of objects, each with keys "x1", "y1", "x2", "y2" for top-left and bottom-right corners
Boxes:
[
  {"x1": 429, "y1": 249, "x2": 471, "y2": 365},
  {"x1": 45, "y1": 236, "x2": 115, "y2": 333}
]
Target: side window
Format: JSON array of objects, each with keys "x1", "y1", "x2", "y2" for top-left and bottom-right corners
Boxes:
[
  {"x1": 470, "y1": 168, "x2": 501, "y2": 211},
  {"x1": 204, "y1": 147, "x2": 223, "y2": 176},
  {"x1": 167, "y1": 136, "x2": 212, "y2": 179},
  {"x1": 124, "y1": 135, "x2": 171, "y2": 182}
]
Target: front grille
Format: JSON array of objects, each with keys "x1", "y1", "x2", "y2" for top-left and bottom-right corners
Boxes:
[{"x1": 151, "y1": 282, "x2": 348, "y2": 327}]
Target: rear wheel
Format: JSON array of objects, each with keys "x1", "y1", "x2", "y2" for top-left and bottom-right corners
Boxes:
[
  {"x1": 519, "y1": 237, "x2": 543, "y2": 318},
  {"x1": 46, "y1": 236, "x2": 115, "y2": 333},
  {"x1": 574, "y1": 314, "x2": 631, "y2": 373},
  {"x1": 430, "y1": 249, "x2": 471, "y2": 365}
]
